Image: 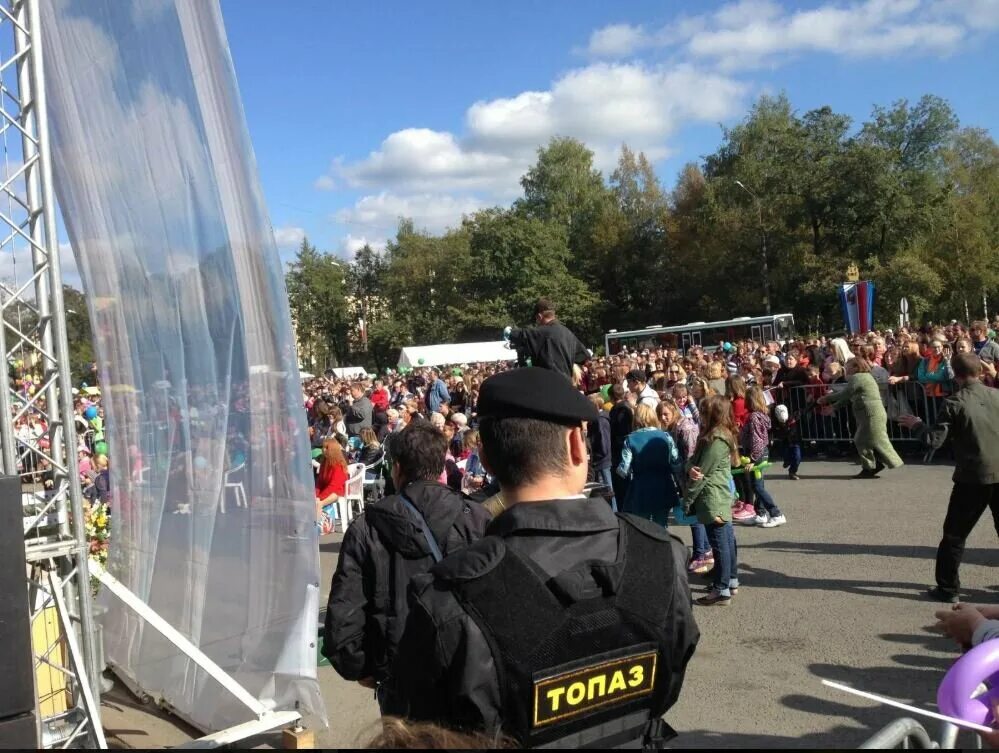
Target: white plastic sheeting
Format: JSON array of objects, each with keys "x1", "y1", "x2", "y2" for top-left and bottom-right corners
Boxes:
[
  {"x1": 397, "y1": 341, "x2": 517, "y2": 368},
  {"x1": 40, "y1": 0, "x2": 323, "y2": 732}
]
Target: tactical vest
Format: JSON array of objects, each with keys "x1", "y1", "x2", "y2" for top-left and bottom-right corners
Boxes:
[{"x1": 450, "y1": 514, "x2": 680, "y2": 749}]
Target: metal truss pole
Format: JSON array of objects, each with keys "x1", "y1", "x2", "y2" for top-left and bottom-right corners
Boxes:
[{"x1": 1, "y1": 0, "x2": 100, "y2": 747}]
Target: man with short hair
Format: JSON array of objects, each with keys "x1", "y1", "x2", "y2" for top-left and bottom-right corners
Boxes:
[
  {"x1": 344, "y1": 383, "x2": 373, "y2": 437},
  {"x1": 324, "y1": 422, "x2": 490, "y2": 709},
  {"x1": 969, "y1": 321, "x2": 999, "y2": 365},
  {"x1": 388, "y1": 368, "x2": 698, "y2": 748},
  {"x1": 900, "y1": 353, "x2": 999, "y2": 603},
  {"x1": 627, "y1": 369, "x2": 660, "y2": 408},
  {"x1": 507, "y1": 297, "x2": 589, "y2": 381},
  {"x1": 426, "y1": 368, "x2": 450, "y2": 414}
]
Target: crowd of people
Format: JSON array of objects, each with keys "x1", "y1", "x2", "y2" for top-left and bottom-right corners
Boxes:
[{"x1": 313, "y1": 299, "x2": 999, "y2": 747}]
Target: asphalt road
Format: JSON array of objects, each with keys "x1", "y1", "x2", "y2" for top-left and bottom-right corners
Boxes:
[{"x1": 102, "y1": 459, "x2": 998, "y2": 748}]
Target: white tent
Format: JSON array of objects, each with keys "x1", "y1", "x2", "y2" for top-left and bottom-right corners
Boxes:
[
  {"x1": 331, "y1": 366, "x2": 368, "y2": 379},
  {"x1": 397, "y1": 341, "x2": 517, "y2": 369}
]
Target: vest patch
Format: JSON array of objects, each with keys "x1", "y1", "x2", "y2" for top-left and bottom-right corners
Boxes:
[{"x1": 532, "y1": 650, "x2": 657, "y2": 728}]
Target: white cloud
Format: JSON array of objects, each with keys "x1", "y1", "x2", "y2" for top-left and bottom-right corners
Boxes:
[
  {"x1": 341, "y1": 128, "x2": 520, "y2": 193},
  {"x1": 313, "y1": 175, "x2": 336, "y2": 191},
  {"x1": 586, "y1": 23, "x2": 651, "y2": 57},
  {"x1": 339, "y1": 235, "x2": 387, "y2": 257},
  {"x1": 588, "y1": 0, "x2": 984, "y2": 70},
  {"x1": 272, "y1": 225, "x2": 306, "y2": 247},
  {"x1": 336, "y1": 192, "x2": 486, "y2": 236},
  {"x1": 330, "y1": 62, "x2": 745, "y2": 200}
]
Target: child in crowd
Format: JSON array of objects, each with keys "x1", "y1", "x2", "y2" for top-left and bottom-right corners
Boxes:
[
  {"x1": 773, "y1": 404, "x2": 802, "y2": 480},
  {"x1": 727, "y1": 375, "x2": 749, "y2": 429},
  {"x1": 671, "y1": 383, "x2": 699, "y2": 424},
  {"x1": 686, "y1": 395, "x2": 740, "y2": 606},
  {"x1": 733, "y1": 387, "x2": 787, "y2": 528}
]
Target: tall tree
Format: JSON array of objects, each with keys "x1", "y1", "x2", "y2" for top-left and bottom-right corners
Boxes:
[{"x1": 285, "y1": 237, "x2": 351, "y2": 370}]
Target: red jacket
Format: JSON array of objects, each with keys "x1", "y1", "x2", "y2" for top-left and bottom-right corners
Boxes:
[
  {"x1": 316, "y1": 462, "x2": 348, "y2": 501},
  {"x1": 731, "y1": 396, "x2": 749, "y2": 429}
]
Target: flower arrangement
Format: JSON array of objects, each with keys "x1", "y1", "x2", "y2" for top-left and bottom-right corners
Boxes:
[{"x1": 84, "y1": 499, "x2": 110, "y2": 568}]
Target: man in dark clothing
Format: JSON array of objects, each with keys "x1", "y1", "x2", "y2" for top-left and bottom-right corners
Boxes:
[
  {"x1": 900, "y1": 353, "x2": 999, "y2": 603},
  {"x1": 323, "y1": 423, "x2": 490, "y2": 709},
  {"x1": 387, "y1": 367, "x2": 698, "y2": 748},
  {"x1": 344, "y1": 383, "x2": 373, "y2": 437},
  {"x1": 507, "y1": 298, "x2": 589, "y2": 381},
  {"x1": 608, "y1": 384, "x2": 633, "y2": 505},
  {"x1": 587, "y1": 393, "x2": 616, "y2": 512}
]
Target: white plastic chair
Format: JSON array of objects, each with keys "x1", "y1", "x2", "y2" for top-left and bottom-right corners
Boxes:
[
  {"x1": 345, "y1": 462, "x2": 365, "y2": 522},
  {"x1": 220, "y1": 462, "x2": 248, "y2": 514}
]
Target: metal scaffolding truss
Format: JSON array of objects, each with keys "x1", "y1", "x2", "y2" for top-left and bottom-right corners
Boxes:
[{"x1": 0, "y1": 0, "x2": 101, "y2": 747}]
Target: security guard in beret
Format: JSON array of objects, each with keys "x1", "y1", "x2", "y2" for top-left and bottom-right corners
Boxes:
[
  {"x1": 384, "y1": 367, "x2": 699, "y2": 748},
  {"x1": 506, "y1": 297, "x2": 590, "y2": 382}
]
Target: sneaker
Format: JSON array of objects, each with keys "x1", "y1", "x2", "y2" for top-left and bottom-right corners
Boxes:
[
  {"x1": 695, "y1": 590, "x2": 731, "y2": 606},
  {"x1": 761, "y1": 514, "x2": 787, "y2": 528},
  {"x1": 731, "y1": 500, "x2": 746, "y2": 514},
  {"x1": 853, "y1": 468, "x2": 879, "y2": 479},
  {"x1": 733, "y1": 506, "x2": 757, "y2": 522},
  {"x1": 688, "y1": 556, "x2": 712, "y2": 574},
  {"x1": 752, "y1": 512, "x2": 770, "y2": 526},
  {"x1": 788, "y1": 473, "x2": 800, "y2": 480},
  {"x1": 926, "y1": 587, "x2": 959, "y2": 604}
]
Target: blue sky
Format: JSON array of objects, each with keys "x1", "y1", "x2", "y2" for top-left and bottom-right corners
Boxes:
[{"x1": 219, "y1": 0, "x2": 999, "y2": 261}]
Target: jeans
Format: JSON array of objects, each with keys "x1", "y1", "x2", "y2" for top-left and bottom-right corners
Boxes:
[
  {"x1": 596, "y1": 466, "x2": 618, "y2": 513},
  {"x1": 706, "y1": 521, "x2": 739, "y2": 596},
  {"x1": 783, "y1": 443, "x2": 802, "y2": 474},
  {"x1": 691, "y1": 523, "x2": 710, "y2": 559},
  {"x1": 935, "y1": 482, "x2": 999, "y2": 594},
  {"x1": 751, "y1": 475, "x2": 781, "y2": 517}
]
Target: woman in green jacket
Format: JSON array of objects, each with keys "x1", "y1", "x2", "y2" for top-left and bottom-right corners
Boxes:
[
  {"x1": 818, "y1": 356, "x2": 903, "y2": 479},
  {"x1": 686, "y1": 395, "x2": 740, "y2": 606}
]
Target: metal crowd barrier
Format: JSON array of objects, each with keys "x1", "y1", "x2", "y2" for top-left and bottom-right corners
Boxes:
[
  {"x1": 858, "y1": 718, "x2": 978, "y2": 749},
  {"x1": 773, "y1": 382, "x2": 953, "y2": 447}
]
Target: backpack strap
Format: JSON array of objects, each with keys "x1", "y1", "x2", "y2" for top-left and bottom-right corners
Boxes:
[{"x1": 398, "y1": 494, "x2": 443, "y2": 562}]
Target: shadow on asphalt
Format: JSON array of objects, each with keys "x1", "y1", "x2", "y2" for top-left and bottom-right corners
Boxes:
[
  {"x1": 320, "y1": 540, "x2": 341, "y2": 554},
  {"x1": 740, "y1": 541, "x2": 994, "y2": 567},
  {"x1": 675, "y1": 722, "x2": 882, "y2": 749},
  {"x1": 739, "y1": 564, "x2": 938, "y2": 602}
]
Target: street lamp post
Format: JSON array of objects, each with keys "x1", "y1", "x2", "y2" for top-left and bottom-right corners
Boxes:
[{"x1": 735, "y1": 180, "x2": 771, "y2": 315}]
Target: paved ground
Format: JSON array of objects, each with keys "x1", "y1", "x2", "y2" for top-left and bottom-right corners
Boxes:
[{"x1": 101, "y1": 459, "x2": 997, "y2": 749}]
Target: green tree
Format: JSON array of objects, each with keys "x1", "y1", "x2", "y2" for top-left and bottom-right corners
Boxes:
[
  {"x1": 460, "y1": 208, "x2": 600, "y2": 342},
  {"x1": 285, "y1": 237, "x2": 351, "y2": 370}
]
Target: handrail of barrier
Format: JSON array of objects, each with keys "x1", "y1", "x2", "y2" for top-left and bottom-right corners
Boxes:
[
  {"x1": 858, "y1": 717, "x2": 938, "y2": 749},
  {"x1": 773, "y1": 381, "x2": 950, "y2": 446}
]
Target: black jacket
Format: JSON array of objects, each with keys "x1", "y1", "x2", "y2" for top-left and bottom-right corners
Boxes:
[
  {"x1": 323, "y1": 481, "x2": 491, "y2": 683},
  {"x1": 608, "y1": 401, "x2": 634, "y2": 467},
  {"x1": 385, "y1": 499, "x2": 699, "y2": 737},
  {"x1": 509, "y1": 320, "x2": 589, "y2": 380},
  {"x1": 588, "y1": 410, "x2": 613, "y2": 471}
]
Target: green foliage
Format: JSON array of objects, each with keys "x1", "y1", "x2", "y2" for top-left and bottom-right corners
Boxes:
[
  {"x1": 285, "y1": 237, "x2": 351, "y2": 371},
  {"x1": 271, "y1": 93, "x2": 996, "y2": 373}
]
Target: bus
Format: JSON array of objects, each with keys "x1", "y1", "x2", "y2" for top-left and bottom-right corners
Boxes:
[{"x1": 604, "y1": 313, "x2": 795, "y2": 355}]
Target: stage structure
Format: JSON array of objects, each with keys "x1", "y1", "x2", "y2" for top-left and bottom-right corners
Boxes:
[
  {"x1": 0, "y1": 0, "x2": 103, "y2": 747},
  {"x1": 0, "y1": 0, "x2": 323, "y2": 744}
]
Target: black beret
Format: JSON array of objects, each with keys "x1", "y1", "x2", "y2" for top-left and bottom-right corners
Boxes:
[
  {"x1": 626, "y1": 369, "x2": 646, "y2": 382},
  {"x1": 478, "y1": 368, "x2": 598, "y2": 426}
]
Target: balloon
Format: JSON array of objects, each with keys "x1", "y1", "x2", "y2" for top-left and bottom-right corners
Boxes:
[
  {"x1": 81, "y1": 382, "x2": 88, "y2": 388},
  {"x1": 385, "y1": 368, "x2": 392, "y2": 375},
  {"x1": 28, "y1": 386, "x2": 35, "y2": 395},
  {"x1": 14, "y1": 359, "x2": 22, "y2": 369},
  {"x1": 937, "y1": 638, "x2": 999, "y2": 727},
  {"x1": 94, "y1": 441, "x2": 108, "y2": 456},
  {"x1": 600, "y1": 384, "x2": 611, "y2": 402},
  {"x1": 417, "y1": 358, "x2": 425, "y2": 366},
  {"x1": 84, "y1": 406, "x2": 98, "y2": 420},
  {"x1": 452, "y1": 368, "x2": 462, "y2": 377},
  {"x1": 311, "y1": 448, "x2": 323, "y2": 460}
]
